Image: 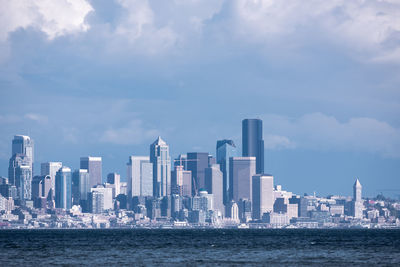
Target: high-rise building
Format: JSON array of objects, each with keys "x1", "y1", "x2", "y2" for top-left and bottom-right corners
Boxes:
[
  {"x1": 352, "y1": 178, "x2": 363, "y2": 219},
  {"x1": 55, "y1": 166, "x2": 72, "y2": 210},
  {"x1": 32, "y1": 175, "x2": 52, "y2": 200},
  {"x1": 216, "y1": 139, "x2": 237, "y2": 204},
  {"x1": 8, "y1": 135, "x2": 34, "y2": 202},
  {"x1": 18, "y1": 165, "x2": 32, "y2": 201},
  {"x1": 252, "y1": 174, "x2": 274, "y2": 220},
  {"x1": 107, "y1": 173, "x2": 121, "y2": 197},
  {"x1": 226, "y1": 200, "x2": 239, "y2": 222},
  {"x1": 174, "y1": 154, "x2": 188, "y2": 169},
  {"x1": 80, "y1": 156, "x2": 102, "y2": 188},
  {"x1": 171, "y1": 165, "x2": 192, "y2": 197},
  {"x1": 8, "y1": 154, "x2": 30, "y2": 188},
  {"x1": 90, "y1": 191, "x2": 104, "y2": 214},
  {"x1": 205, "y1": 164, "x2": 224, "y2": 216},
  {"x1": 150, "y1": 137, "x2": 171, "y2": 197},
  {"x1": 72, "y1": 169, "x2": 90, "y2": 207},
  {"x1": 187, "y1": 152, "x2": 209, "y2": 196},
  {"x1": 91, "y1": 185, "x2": 113, "y2": 210},
  {"x1": 230, "y1": 157, "x2": 256, "y2": 203},
  {"x1": 127, "y1": 156, "x2": 153, "y2": 200},
  {"x1": 12, "y1": 135, "x2": 34, "y2": 171},
  {"x1": 242, "y1": 119, "x2": 264, "y2": 174},
  {"x1": 41, "y1": 162, "x2": 62, "y2": 198}
]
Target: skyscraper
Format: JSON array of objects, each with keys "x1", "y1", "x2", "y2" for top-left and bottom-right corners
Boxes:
[
  {"x1": 242, "y1": 119, "x2": 264, "y2": 174},
  {"x1": 187, "y1": 152, "x2": 209, "y2": 196},
  {"x1": 107, "y1": 172, "x2": 121, "y2": 197},
  {"x1": 150, "y1": 137, "x2": 171, "y2": 197},
  {"x1": 32, "y1": 175, "x2": 52, "y2": 200},
  {"x1": 216, "y1": 139, "x2": 237, "y2": 204},
  {"x1": 8, "y1": 135, "x2": 34, "y2": 202},
  {"x1": 8, "y1": 154, "x2": 30, "y2": 188},
  {"x1": 230, "y1": 157, "x2": 256, "y2": 203},
  {"x1": 352, "y1": 178, "x2": 363, "y2": 219},
  {"x1": 205, "y1": 164, "x2": 224, "y2": 216},
  {"x1": 72, "y1": 169, "x2": 90, "y2": 206},
  {"x1": 252, "y1": 174, "x2": 274, "y2": 220},
  {"x1": 80, "y1": 156, "x2": 102, "y2": 188},
  {"x1": 127, "y1": 156, "x2": 153, "y2": 200},
  {"x1": 12, "y1": 135, "x2": 34, "y2": 171},
  {"x1": 18, "y1": 165, "x2": 32, "y2": 202},
  {"x1": 55, "y1": 166, "x2": 72, "y2": 210},
  {"x1": 171, "y1": 165, "x2": 192, "y2": 197},
  {"x1": 41, "y1": 162, "x2": 62, "y2": 198}
]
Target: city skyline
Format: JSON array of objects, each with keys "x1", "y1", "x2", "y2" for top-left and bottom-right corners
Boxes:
[
  {"x1": 0, "y1": 1, "x2": 399, "y2": 199},
  {"x1": 0, "y1": 126, "x2": 387, "y2": 199}
]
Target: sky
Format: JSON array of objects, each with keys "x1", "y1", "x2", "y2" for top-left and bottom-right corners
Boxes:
[{"x1": 0, "y1": 0, "x2": 399, "y2": 198}]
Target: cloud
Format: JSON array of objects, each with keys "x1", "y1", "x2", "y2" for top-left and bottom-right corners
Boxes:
[
  {"x1": 24, "y1": 113, "x2": 48, "y2": 124},
  {"x1": 99, "y1": 119, "x2": 159, "y2": 145},
  {"x1": 0, "y1": 0, "x2": 93, "y2": 41},
  {"x1": 262, "y1": 113, "x2": 400, "y2": 158},
  {"x1": 264, "y1": 134, "x2": 295, "y2": 150},
  {"x1": 223, "y1": 0, "x2": 400, "y2": 63}
]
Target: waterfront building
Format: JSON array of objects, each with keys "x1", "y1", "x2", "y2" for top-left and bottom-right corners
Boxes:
[
  {"x1": 41, "y1": 162, "x2": 62, "y2": 198},
  {"x1": 238, "y1": 198, "x2": 252, "y2": 222},
  {"x1": 150, "y1": 137, "x2": 171, "y2": 197},
  {"x1": 242, "y1": 119, "x2": 264, "y2": 174},
  {"x1": 187, "y1": 152, "x2": 209, "y2": 196},
  {"x1": 216, "y1": 139, "x2": 237, "y2": 205},
  {"x1": 127, "y1": 156, "x2": 153, "y2": 201},
  {"x1": 230, "y1": 157, "x2": 256, "y2": 203},
  {"x1": 252, "y1": 174, "x2": 274, "y2": 220},
  {"x1": 80, "y1": 156, "x2": 102, "y2": 188},
  {"x1": 55, "y1": 166, "x2": 72, "y2": 210},
  {"x1": 205, "y1": 164, "x2": 224, "y2": 216},
  {"x1": 171, "y1": 194, "x2": 182, "y2": 219},
  {"x1": 226, "y1": 200, "x2": 239, "y2": 222}
]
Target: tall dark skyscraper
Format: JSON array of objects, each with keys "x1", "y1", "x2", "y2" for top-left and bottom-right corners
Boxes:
[{"x1": 242, "y1": 119, "x2": 264, "y2": 174}]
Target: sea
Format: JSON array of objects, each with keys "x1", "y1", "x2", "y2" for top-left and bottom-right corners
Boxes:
[{"x1": 0, "y1": 229, "x2": 399, "y2": 266}]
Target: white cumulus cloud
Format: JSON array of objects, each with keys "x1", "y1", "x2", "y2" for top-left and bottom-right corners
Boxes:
[
  {"x1": 230, "y1": 0, "x2": 400, "y2": 63},
  {"x1": 0, "y1": 0, "x2": 93, "y2": 41}
]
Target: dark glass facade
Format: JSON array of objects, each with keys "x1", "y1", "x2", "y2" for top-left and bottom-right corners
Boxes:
[{"x1": 242, "y1": 119, "x2": 264, "y2": 174}]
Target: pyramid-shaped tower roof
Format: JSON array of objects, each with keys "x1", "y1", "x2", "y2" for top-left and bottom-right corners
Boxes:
[
  {"x1": 354, "y1": 178, "x2": 362, "y2": 187},
  {"x1": 152, "y1": 136, "x2": 167, "y2": 146}
]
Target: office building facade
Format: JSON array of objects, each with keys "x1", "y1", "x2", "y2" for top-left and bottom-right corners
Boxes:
[
  {"x1": 216, "y1": 139, "x2": 237, "y2": 204},
  {"x1": 230, "y1": 157, "x2": 256, "y2": 203},
  {"x1": 150, "y1": 137, "x2": 171, "y2": 197},
  {"x1": 242, "y1": 119, "x2": 264, "y2": 174},
  {"x1": 80, "y1": 156, "x2": 102, "y2": 188}
]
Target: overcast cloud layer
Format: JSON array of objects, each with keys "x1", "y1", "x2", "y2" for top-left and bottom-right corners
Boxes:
[{"x1": 0, "y1": 0, "x2": 399, "y2": 197}]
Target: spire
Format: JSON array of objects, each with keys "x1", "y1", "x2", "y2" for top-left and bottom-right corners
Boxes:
[
  {"x1": 354, "y1": 178, "x2": 362, "y2": 187},
  {"x1": 152, "y1": 136, "x2": 166, "y2": 146}
]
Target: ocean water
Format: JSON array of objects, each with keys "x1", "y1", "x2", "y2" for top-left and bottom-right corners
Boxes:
[{"x1": 0, "y1": 229, "x2": 399, "y2": 266}]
